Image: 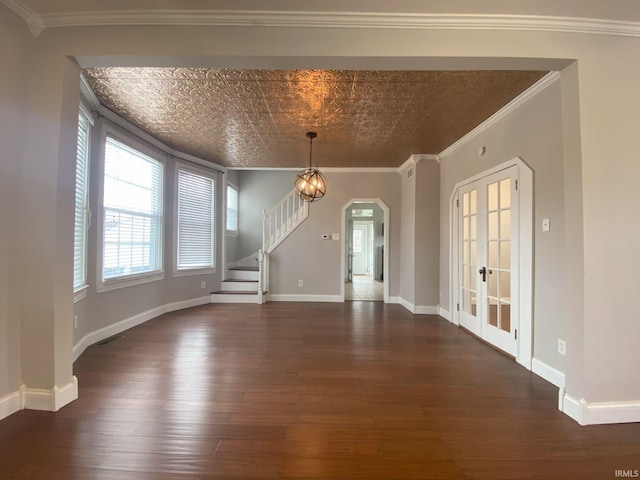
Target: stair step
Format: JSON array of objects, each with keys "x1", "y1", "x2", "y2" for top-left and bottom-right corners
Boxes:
[
  {"x1": 226, "y1": 268, "x2": 259, "y2": 281},
  {"x1": 210, "y1": 291, "x2": 264, "y2": 304}
]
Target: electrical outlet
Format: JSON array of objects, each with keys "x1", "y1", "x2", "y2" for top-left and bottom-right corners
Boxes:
[
  {"x1": 558, "y1": 339, "x2": 566, "y2": 356},
  {"x1": 298, "y1": 280, "x2": 304, "y2": 287},
  {"x1": 201, "y1": 281, "x2": 206, "y2": 289},
  {"x1": 73, "y1": 315, "x2": 78, "y2": 329}
]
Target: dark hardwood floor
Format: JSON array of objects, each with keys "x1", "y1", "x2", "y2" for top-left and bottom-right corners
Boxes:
[{"x1": 1, "y1": 302, "x2": 639, "y2": 479}]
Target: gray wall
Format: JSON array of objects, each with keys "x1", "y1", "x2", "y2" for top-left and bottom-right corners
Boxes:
[
  {"x1": 236, "y1": 170, "x2": 294, "y2": 262},
  {"x1": 399, "y1": 165, "x2": 416, "y2": 305},
  {"x1": 4, "y1": 0, "x2": 640, "y2": 414},
  {"x1": 0, "y1": 7, "x2": 30, "y2": 398},
  {"x1": 439, "y1": 79, "x2": 567, "y2": 374},
  {"x1": 269, "y1": 172, "x2": 401, "y2": 297},
  {"x1": 73, "y1": 117, "x2": 224, "y2": 345},
  {"x1": 414, "y1": 160, "x2": 440, "y2": 308},
  {"x1": 224, "y1": 169, "x2": 239, "y2": 266}
]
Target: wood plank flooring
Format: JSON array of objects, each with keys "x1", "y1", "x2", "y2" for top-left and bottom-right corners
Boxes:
[{"x1": 1, "y1": 302, "x2": 639, "y2": 479}]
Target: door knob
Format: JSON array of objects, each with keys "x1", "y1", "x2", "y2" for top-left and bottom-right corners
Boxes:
[{"x1": 479, "y1": 266, "x2": 487, "y2": 282}]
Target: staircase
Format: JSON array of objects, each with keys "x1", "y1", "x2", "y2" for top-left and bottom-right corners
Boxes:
[
  {"x1": 211, "y1": 188, "x2": 309, "y2": 304},
  {"x1": 210, "y1": 266, "x2": 261, "y2": 303}
]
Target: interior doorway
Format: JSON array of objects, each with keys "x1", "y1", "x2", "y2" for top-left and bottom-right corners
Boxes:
[
  {"x1": 451, "y1": 158, "x2": 533, "y2": 368},
  {"x1": 342, "y1": 200, "x2": 388, "y2": 302}
]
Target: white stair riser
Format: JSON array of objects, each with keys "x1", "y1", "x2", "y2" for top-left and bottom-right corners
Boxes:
[
  {"x1": 210, "y1": 294, "x2": 258, "y2": 303},
  {"x1": 227, "y1": 270, "x2": 259, "y2": 281},
  {"x1": 221, "y1": 281, "x2": 258, "y2": 292}
]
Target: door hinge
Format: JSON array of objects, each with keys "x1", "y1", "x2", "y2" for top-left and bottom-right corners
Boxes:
[
  {"x1": 515, "y1": 329, "x2": 518, "y2": 340},
  {"x1": 456, "y1": 303, "x2": 460, "y2": 311},
  {"x1": 515, "y1": 180, "x2": 518, "y2": 191},
  {"x1": 456, "y1": 199, "x2": 459, "y2": 207}
]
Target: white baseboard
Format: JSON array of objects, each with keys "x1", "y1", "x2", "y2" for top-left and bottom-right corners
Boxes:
[
  {"x1": 23, "y1": 376, "x2": 78, "y2": 412},
  {"x1": 73, "y1": 296, "x2": 211, "y2": 362},
  {"x1": 267, "y1": 294, "x2": 342, "y2": 303},
  {"x1": 388, "y1": 296, "x2": 401, "y2": 305},
  {"x1": 438, "y1": 307, "x2": 451, "y2": 321},
  {"x1": 234, "y1": 252, "x2": 259, "y2": 268},
  {"x1": 394, "y1": 296, "x2": 438, "y2": 315},
  {"x1": 532, "y1": 358, "x2": 566, "y2": 388},
  {"x1": 0, "y1": 387, "x2": 23, "y2": 421},
  {"x1": 166, "y1": 296, "x2": 210, "y2": 312},
  {"x1": 559, "y1": 389, "x2": 640, "y2": 425}
]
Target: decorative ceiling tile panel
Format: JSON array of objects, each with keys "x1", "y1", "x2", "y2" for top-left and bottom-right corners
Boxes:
[{"x1": 84, "y1": 67, "x2": 547, "y2": 168}]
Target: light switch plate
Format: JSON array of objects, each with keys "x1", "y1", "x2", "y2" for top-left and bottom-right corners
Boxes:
[{"x1": 542, "y1": 218, "x2": 550, "y2": 232}]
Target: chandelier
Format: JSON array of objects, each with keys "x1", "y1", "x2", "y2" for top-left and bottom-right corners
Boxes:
[{"x1": 294, "y1": 132, "x2": 326, "y2": 203}]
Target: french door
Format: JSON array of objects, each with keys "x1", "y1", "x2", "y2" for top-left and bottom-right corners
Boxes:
[{"x1": 458, "y1": 166, "x2": 519, "y2": 356}]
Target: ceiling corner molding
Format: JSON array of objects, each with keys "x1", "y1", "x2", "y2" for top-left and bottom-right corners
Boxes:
[
  {"x1": 1, "y1": 0, "x2": 43, "y2": 36},
  {"x1": 439, "y1": 71, "x2": 561, "y2": 160},
  {"x1": 13, "y1": 9, "x2": 640, "y2": 39}
]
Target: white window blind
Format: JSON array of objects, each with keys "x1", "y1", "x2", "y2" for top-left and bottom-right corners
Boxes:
[
  {"x1": 177, "y1": 167, "x2": 215, "y2": 270},
  {"x1": 226, "y1": 184, "x2": 238, "y2": 233},
  {"x1": 73, "y1": 111, "x2": 91, "y2": 291},
  {"x1": 102, "y1": 136, "x2": 163, "y2": 282}
]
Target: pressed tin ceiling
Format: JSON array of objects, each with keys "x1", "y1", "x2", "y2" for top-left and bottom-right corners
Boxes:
[{"x1": 83, "y1": 68, "x2": 547, "y2": 168}]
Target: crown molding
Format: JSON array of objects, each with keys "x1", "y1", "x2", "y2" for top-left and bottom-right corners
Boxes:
[
  {"x1": 0, "y1": 0, "x2": 43, "y2": 36},
  {"x1": 3, "y1": 4, "x2": 640, "y2": 39},
  {"x1": 439, "y1": 71, "x2": 561, "y2": 159}
]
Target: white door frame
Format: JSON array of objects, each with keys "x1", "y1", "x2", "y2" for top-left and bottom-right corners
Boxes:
[
  {"x1": 341, "y1": 199, "x2": 390, "y2": 303},
  {"x1": 449, "y1": 157, "x2": 533, "y2": 369}
]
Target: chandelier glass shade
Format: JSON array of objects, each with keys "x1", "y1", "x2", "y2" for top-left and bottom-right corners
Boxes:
[{"x1": 294, "y1": 132, "x2": 326, "y2": 203}]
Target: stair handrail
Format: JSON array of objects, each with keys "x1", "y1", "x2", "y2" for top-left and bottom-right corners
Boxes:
[{"x1": 262, "y1": 188, "x2": 308, "y2": 253}]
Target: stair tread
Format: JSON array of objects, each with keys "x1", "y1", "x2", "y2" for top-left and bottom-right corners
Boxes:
[
  {"x1": 223, "y1": 279, "x2": 258, "y2": 283},
  {"x1": 229, "y1": 266, "x2": 259, "y2": 271}
]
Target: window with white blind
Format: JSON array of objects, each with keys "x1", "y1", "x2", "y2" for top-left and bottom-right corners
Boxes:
[
  {"x1": 73, "y1": 109, "x2": 92, "y2": 297},
  {"x1": 101, "y1": 136, "x2": 164, "y2": 285},
  {"x1": 176, "y1": 166, "x2": 215, "y2": 272},
  {"x1": 226, "y1": 183, "x2": 238, "y2": 234}
]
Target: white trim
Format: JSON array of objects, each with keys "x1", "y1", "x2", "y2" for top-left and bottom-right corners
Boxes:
[
  {"x1": 439, "y1": 72, "x2": 561, "y2": 159},
  {"x1": 559, "y1": 390, "x2": 586, "y2": 425},
  {"x1": 340, "y1": 199, "x2": 390, "y2": 304},
  {"x1": 233, "y1": 252, "x2": 260, "y2": 268},
  {"x1": 23, "y1": 376, "x2": 78, "y2": 412},
  {"x1": 79, "y1": 75, "x2": 101, "y2": 111},
  {"x1": 210, "y1": 293, "x2": 258, "y2": 303},
  {"x1": 267, "y1": 294, "x2": 342, "y2": 303},
  {"x1": 73, "y1": 285, "x2": 89, "y2": 303},
  {"x1": 322, "y1": 167, "x2": 399, "y2": 173},
  {"x1": 559, "y1": 390, "x2": 640, "y2": 425},
  {"x1": 438, "y1": 307, "x2": 451, "y2": 321},
  {"x1": 532, "y1": 358, "x2": 565, "y2": 388},
  {"x1": 584, "y1": 401, "x2": 640, "y2": 425},
  {"x1": 395, "y1": 297, "x2": 439, "y2": 315},
  {"x1": 389, "y1": 296, "x2": 401, "y2": 305},
  {"x1": 0, "y1": 388, "x2": 23, "y2": 421},
  {"x1": 73, "y1": 305, "x2": 166, "y2": 361},
  {"x1": 449, "y1": 157, "x2": 533, "y2": 368},
  {"x1": 166, "y1": 296, "x2": 210, "y2": 312},
  {"x1": 8, "y1": 8, "x2": 640, "y2": 39},
  {"x1": 97, "y1": 106, "x2": 226, "y2": 174}
]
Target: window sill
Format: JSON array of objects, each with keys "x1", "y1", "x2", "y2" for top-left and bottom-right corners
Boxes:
[
  {"x1": 226, "y1": 230, "x2": 238, "y2": 237},
  {"x1": 73, "y1": 285, "x2": 89, "y2": 303},
  {"x1": 174, "y1": 267, "x2": 216, "y2": 278},
  {"x1": 97, "y1": 272, "x2": 164, "y2": 293}
]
